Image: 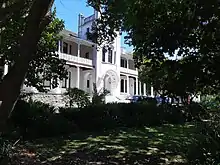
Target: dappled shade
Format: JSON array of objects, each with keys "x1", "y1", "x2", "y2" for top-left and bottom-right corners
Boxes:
[{"x1": 11, "y1": 123, "x2": 206, "y2": 165}]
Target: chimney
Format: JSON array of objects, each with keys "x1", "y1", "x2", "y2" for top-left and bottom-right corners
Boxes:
[{"x1": 78, "y1": 13, "x2": 84, "y2": 37}]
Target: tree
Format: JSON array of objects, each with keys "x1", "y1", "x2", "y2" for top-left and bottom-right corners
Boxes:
[
  {"x1": 0, "y1": 0, "x2": 57, "y2": 133},
  {"x1": 1, "y1": 9, "x2": 66, "y2": 92},
  {"x1": 87, "y1": 0, "x2": 220, "y2": 96},
  {"x1": 139, "y1": 57, "x2": 203, "y2": 104}
]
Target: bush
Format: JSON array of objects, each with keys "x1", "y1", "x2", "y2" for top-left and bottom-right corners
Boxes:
[
  {"x1": 63, "y1": 88, "x2": 90, "y2": 108},
  {"x1": 201, "y1": 95, "x2": 220, "y2": 111},
  {"x1": 10, "y1": 100, "x2": 201, "y2": 139},
  {"x1": 71, "y1": 102, "x2": 186, "y2": 131},
  {"x1": 10, "y1": 100, "x2": 77, "y2": 139},
  {"x1": 91, "y1": 83, "x2": 110, "y2": 105}
]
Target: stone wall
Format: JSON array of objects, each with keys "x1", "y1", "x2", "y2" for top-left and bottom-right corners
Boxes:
[{"x1": 30, "y1": 93, "x2": 66, "y2": 107}]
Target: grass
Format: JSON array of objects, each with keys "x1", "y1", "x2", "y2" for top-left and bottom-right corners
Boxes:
[{"x1": 11, "y1": 122, "x2": 207, "y2": 165}]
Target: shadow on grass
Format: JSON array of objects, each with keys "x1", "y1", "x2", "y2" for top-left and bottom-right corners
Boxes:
[{"x1": 11, "y1": 123, "x2": 204, "y2": 165}]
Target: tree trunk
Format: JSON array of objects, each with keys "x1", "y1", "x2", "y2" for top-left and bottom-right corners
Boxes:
[{"x1": 0, "y1": 0, "x2": 54, "y2": 134}]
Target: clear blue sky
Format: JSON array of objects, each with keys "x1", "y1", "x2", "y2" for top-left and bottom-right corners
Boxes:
[{"x1": 54, "y1": 0, "x2": 132, "y2": 51}]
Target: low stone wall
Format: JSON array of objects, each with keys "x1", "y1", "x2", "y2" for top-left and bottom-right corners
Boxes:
[{"x1": 29, "y1": 93, "x2": 66, "y2": 107}]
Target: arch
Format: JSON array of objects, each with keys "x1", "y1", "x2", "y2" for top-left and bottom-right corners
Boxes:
[
  {"x1": 83, "y1": 71, "x2": 93, "y2": 94},
  {"x1": 103, "y1": 70, "x2": 119, "y2": 95}
]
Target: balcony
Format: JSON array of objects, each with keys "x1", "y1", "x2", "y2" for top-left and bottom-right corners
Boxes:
[
  {"x1": 59, "y1": 53, "x2": 93, "y2": 67},
  {"x1": 120, "y1": 67, "x2": 138, "y2": 75}
]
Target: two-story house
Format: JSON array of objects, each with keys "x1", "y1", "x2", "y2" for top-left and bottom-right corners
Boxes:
[{"x1": 1, "y1": 10, "x2": 154, "y2": 106}]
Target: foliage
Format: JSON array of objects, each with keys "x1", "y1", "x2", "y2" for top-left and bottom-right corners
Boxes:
[
  {"x1": 62, "y1": 102, "x2": 187, "y2": 131},
  {"x1": 11, "y1": 98, "x2": 216, "y2": 140},
  {"x1": 91, "y1": 83, "x2": 110, "y2": 105},
  {"x1": 0, "y1": 138, "x2": 12, "y2": 164},
  {"x1": 139, "y1": 58, "x2": 202, "y2": 102},
  {"x1": 10, "y1": 100, "x2": 77, "y2": 139},
  {"x1": 201, "y1": 95, "x2": 220, "y2": 110},
  {"x1": 8, "y1": 99, "x2": 195, "y2": 139},
  {"x1": 87, "y1": 0, "x2": 220, "y2": 95},
  {"x1": 63, "y1": 88, "x2": 90, "y2": 108},
  {"x1": 0, "y1": 8, "x2": 67, "y2": 92}
]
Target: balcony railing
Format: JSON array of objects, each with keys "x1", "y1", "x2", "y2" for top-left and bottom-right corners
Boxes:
[
  {"x1": 120, "y1": 67, "x2": 138, "y2": 75},
  {"x1": 59, "y1": 53, "x2": 93, "y2": 67}
]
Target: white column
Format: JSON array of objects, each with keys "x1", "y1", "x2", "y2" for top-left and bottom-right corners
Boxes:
[
  {"x1": 127, "y1": 60, "x2": 129, "y2": 69},
  {"x1": 3, "y1": 64, "x2": 8, "y2": 76},
  {"x1": 143, "y1": 83, "x2": 146, "y2": 96},
  {"x1": 105, "y1": 51, "x2": 108, "y2": 62},
  {"x1": 139, "y1": 82, "x2": 142, "y2": 95},
  {"x1": 58, "y1": 40, "x2": 61, "y2": 53},
  {"x1": 135, "y1": 77, "x2": 138, "y2": 95},
  {"x1": 127, "y1": 75, "x2": 130, "y2": 94},
  {"x1": 77, "y1": 43, "x2": 80, "y2": 57},
  {"x1": 77, "y1": 66, "x2": 80, "y2": 88},
  {"x1": 151, "y1": 86, "x2": 154, "y2": 97}
]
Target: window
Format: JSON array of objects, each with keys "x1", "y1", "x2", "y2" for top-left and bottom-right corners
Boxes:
[
  {"x1": 68, "y1": 71, "x2": 71, "y2": 88},
  {"x1": 121, "y1": 58, "x2": 127, "y2": 68},
  {"x1": 85, "y1": 52, "x2": 89, "y2": 59},
  {"x1": 120, "y1": 79, "x2": 124, "y2": 92},
  {"x1": 69, "y1": 45, "x2": 72, "y2": 54},
  {"x1": 134, "y1": 80, "x2": 137, "y2": 95},
  {"x1": 108, "y1": 48, "x2": 113, "y2": 63},
  {"x1": 87, "y1": 80, "x2": 90, "y2": 88},
  {"x1": 62, "y1": 71, "x2": 71, "y2": 88},
  {"x1": 86, "y1": 28, "x2": 90, "y2": 39},
  {"x1": 62, "y1": 78, "x2": 67, "y2": 88},
  {"x1": 102, "y1": 47, "x2": 106, "y2": 62},
  {"x1": 125, "y1": 79, "x2": 127, "y2": 93},
  {"x1": 120, "y1": 59, "x2": 123, "y2": 67},
  {"x1": 63, "y1": 42, "x2": 68, "y2": 53}
]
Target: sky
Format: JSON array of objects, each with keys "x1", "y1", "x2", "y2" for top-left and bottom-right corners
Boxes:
[{"x1": 54, "y1": 0, "x2": 132, "y2": 52}]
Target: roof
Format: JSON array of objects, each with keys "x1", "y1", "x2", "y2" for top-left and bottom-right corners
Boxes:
[
  {"x1": 60, "y1": 29, "x2": 78, "y2": 37},
  {"x1": 60, "y1": 29, "x2": 96, "y2": 47}
]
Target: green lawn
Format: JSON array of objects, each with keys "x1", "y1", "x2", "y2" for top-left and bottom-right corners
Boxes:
[{"x1": 11, "y1": 122, "x2": 207, "y2": 165}]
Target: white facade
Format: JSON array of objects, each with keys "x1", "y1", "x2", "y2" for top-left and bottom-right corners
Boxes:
[{"x1": 1, "y1": 10, "x2": 153, "y2": 104}]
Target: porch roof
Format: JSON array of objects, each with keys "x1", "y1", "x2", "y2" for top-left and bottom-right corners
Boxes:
[{"x1": 60, "y1": 29, "x2": 96, "y2": 47}]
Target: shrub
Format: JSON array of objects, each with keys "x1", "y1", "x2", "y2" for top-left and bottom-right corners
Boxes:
[
  {"x1": 72, "y1": 102, "x2": 186, "y2": 131},
  {"x1": 201, "y1": 95, "x2": 220, "y2": 111},
  {"x1": 10, "y1": 100, "x2": 77, "y2": 139},
  {"x1": 63, "y1": 88, "x2": 90, "y2": 108},
  {"x1": 91, "y1": 83, "x2": 110, "y2": 105},
  {"x1": 10, "y1": 99, "x2": 204, "y2": 139}
]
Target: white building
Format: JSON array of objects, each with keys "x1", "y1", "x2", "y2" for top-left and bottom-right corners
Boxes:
[{"x1": 1, "y1": 10, "x2": 153, "y2": 106}]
